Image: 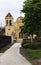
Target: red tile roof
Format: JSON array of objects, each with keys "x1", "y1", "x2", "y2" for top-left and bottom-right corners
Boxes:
[{"x1": 5, "y1": 13, "x2": 13, "y2": 18}]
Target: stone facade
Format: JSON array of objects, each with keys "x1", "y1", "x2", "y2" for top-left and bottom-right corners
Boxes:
[{"x1": 5, "y1": 13, "x2": 23, "y2": 40}]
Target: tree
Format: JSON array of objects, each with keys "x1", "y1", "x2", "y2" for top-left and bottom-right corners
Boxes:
[{"x1": 21, "y1": 0, "x2": 41, "y2": 43}]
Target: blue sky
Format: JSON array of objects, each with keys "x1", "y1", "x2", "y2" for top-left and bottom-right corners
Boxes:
[{"x1": 0, "y1": 0, "x2": 25, "y2": 27}]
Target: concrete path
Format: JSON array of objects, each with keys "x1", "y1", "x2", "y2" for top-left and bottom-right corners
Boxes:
[{"x1": 0, "y1": 43, "x2": 32, "y2": 65}]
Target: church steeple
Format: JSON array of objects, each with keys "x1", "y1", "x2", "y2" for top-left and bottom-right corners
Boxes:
[
  {"x1": 5, "y1": 12, "x2": 14, "y2": 26},
  {"x1": 5, "y1": 12, "x2": 13, "y2": 18}
]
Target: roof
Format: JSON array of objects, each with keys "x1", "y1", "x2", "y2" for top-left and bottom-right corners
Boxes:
[
  {"x1": 5, "y1": 12, "x2": 13, "y2": 18},
  {"x1": 17, "y1": 16, "x2": 23, "y2": 20}
]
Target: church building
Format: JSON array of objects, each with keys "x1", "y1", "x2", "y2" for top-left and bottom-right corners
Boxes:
[{"x1": 5, "y1": 13, "x2": 24, "y2": 40}]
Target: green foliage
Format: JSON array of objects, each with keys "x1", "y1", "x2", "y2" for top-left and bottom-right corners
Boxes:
[
  {"x1": 22, "y1": 43, "x2": 30, "y2": 48},
  {"x1": 20, "y1": 46, "x2": 41, "y2": 65},
  {"x1": 0, "y1": 27, "x2": 5, "y2": 35},
  {"x1": 21, "y1": 0, "x2": 41, "y2": 35},
  {"x1": 30, "y1": 42, "x2": 41, "y2": 49},
  {"x1": 27, "y1": 49, "x2": 41, "y2": 60},
  {"x1": 22, "y1": 41, "x2": 41, "y2": 49}
]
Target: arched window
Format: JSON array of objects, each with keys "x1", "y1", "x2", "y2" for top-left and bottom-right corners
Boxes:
[
  {"x1": 9, "y1": 20, "x2": 12, "y2": 25},
  {"x1": 6, "y1": 20, "x2": 8, "y2": 26}
]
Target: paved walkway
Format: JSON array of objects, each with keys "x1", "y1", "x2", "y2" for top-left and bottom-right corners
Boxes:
[{"x1": 0, "y1": 43, "x2": 32, "y2": 65}]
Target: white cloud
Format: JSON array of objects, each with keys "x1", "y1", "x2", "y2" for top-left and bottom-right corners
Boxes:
[{"x1": 0, "y1": 0, "x2": 25, "y2": 27}]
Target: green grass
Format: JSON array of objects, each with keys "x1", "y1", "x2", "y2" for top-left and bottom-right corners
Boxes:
[
  {"x1": 25, "y1": 48, "x2": 41, "y2": 60},
  {"x1": 21, "y1": 41, "x2": 41, "y2": 65},
  {"x1": 20, "y1": 48, "x2": 41, "y2": 65}
]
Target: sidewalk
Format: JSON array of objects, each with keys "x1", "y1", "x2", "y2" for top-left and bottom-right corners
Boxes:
[{"x1": 0, "y1": 43, "x2": 32, "y2": 65}]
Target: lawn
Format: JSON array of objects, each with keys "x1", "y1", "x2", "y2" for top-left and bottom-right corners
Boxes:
[
  {"x1": 20, "y1": 48, "x2": 41, "y2": 65},
  {"x1": 26, "y1": 49, "x2": 41, "y2": 60}
]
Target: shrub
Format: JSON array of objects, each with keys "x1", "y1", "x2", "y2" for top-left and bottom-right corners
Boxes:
[
  {"x1": 0, "y1": 35, "x2": 11, "y2": 48},
  {"x1": 30, "y1": 42, "x2": 41, "y2": 49},
  {"x1": 22, "y1": 43, "x2": 30, "y2": 48},
  {"x1": 22, "y1": 39, "x2": 41, "y2": 49}
]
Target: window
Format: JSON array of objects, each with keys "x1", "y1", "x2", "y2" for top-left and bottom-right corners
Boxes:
[
  {"x1": 9, "y1": 20, "x2": 12, "y2": 25},
  {"x1": 8, "y1": 29, "x2": 10, "y2": 30},
  {"x1": 6, "y1": 20, "x2": 8, "y2": 26}
]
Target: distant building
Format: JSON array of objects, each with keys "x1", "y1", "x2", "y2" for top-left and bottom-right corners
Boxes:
[{"x1": 5, "y1": 13, "x2": 24, "y2": 40}]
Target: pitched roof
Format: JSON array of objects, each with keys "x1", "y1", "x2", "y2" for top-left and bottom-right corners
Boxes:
[{"x1": 5, "y1": 12, "x2": 13, "y2": 18}]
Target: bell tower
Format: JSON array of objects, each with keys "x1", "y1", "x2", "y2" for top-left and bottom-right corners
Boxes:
[
  {"x1": 5, "y1": 12, "x2": 13, "y2": 26},
  {"x1": 5, "y1": 12, "x2": 14, "y2": 36}
]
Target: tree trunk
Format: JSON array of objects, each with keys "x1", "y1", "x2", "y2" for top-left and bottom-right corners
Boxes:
[{"x1": 30, "y1": 34, "x2": 33, "y2": 44}]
